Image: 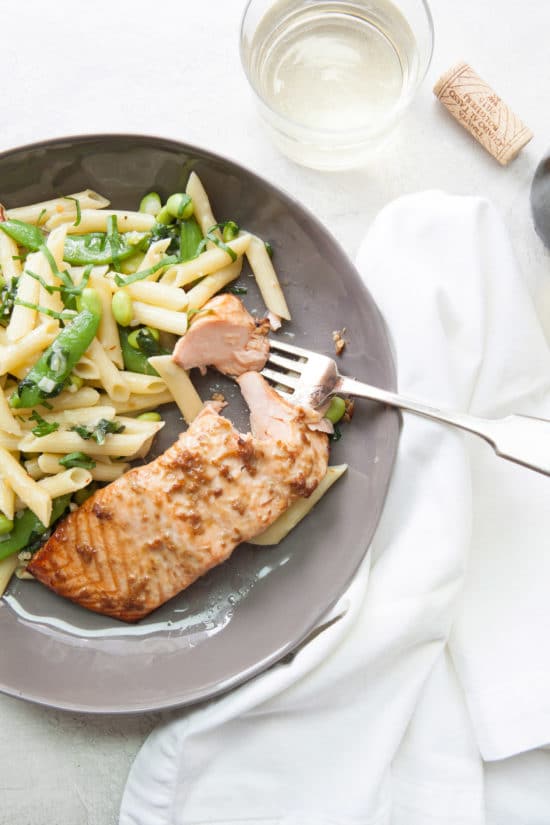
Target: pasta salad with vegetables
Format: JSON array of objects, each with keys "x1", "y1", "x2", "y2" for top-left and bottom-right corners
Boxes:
[{"x1": 0, "y1": 172, "x2": 290, "y2": 596}]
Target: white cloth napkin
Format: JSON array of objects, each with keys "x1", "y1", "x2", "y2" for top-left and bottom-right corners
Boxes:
[{"x1": 120, "y1": 192, "x2": 550, "y2": 825}]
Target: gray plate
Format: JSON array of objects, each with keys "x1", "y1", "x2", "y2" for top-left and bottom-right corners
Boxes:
[{"x1": 0, "y1": 134, "x2": 399, "y2": 713}]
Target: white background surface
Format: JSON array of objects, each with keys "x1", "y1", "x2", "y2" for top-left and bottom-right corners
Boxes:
[{"x1": 1, "y1": 1, "x2": 549, "y2": 823}]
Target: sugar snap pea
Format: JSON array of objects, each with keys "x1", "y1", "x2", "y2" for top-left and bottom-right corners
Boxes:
[
  {"x1": 179, "y1": 217, "x2": 203, "y2": 262},
  {"x1": 63, "y1": 232, "x2": 141, "y2": 266},
  {"x1": 0, "y1": 219, "x2": 44, "y2": 251},
  {"x1": 0, "y1": 494, "x2": 71, "y2": 560},
  {"x1": 10, "y1": 298, "x2": 101, "y2": 408},
  {"x1": 119, "y1": 326, "x2": 167, "y2": 376}
]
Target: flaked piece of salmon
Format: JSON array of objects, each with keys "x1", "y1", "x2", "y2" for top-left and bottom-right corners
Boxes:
[
  {"x1": 27, "y1": 374, "x2": 328, "y2": 622},
  {"x1": 172, "y1": 293, "x2": 270, "y2": 377}
]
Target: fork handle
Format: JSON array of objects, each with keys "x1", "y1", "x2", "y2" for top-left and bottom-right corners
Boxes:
[{"x1": 338, "y1": 376, "x2": 550, "y2": 477}]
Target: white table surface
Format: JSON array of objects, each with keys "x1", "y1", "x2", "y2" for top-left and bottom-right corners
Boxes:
[{"x1": 1, "y1": 1, "x2": 549, "y2": 823}]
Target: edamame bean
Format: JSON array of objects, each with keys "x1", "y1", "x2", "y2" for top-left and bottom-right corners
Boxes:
[
  {"x1": 325, "y1": 396, "x2": 346, "y2": 424},
  {"x1": 222, "y1": 220, "x2": 239, "y2": 242},
  {"x1": 139, "y1": 192, "x2": 162, "y2": 217},
  {"x1": 77, "y1": 287, "x2": 102, "y2": 317},
  {"x1": 156, "y1": 206, "x2": 175, "y2": 225},
  {"x1": 136, "y1": 411, "x2": 162, "y2": 422},
  {"x1": 111, "y1": 291, "x2": 134, "y2": 327},
  {"x1": 166, "y1": 193, "x2": 194, "y2": 220}
]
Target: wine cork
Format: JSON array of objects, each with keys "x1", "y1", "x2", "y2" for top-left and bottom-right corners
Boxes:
[{"x1": 433, "y1": 62, "x2": 533, "y2": 165}]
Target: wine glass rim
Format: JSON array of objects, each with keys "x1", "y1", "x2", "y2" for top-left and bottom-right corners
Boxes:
[{"x1": 239, "y1": 0, "x2": 435, "y2": 140}]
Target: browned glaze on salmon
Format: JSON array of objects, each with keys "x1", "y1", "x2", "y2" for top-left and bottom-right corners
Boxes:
[
  {"x1": 27, "y1": 374, "x2": 328, "y2": 621},
  {"x1": 172, "y1": 293, "x2": 270, "y2": 376}
]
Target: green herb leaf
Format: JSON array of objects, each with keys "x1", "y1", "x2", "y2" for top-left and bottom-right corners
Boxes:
[
  {"x1": 329, "y1": 423, "x2": 343, "y2": 442},
  {"x1": 70, "y1": 418, "x2": 125, "y2": 445},
  {"x1": 113, "y1": 255, "x2": 179, "y2": 287},
  {"x1": 29, "y1": 410, "x2": 60, "y2": 437},
  {"x1": 229, "y1": 285, "x2": 247, "y2": 295},
  {"x1": 197, "y1": 225, "x2": 238, "y2": 262},
  {"x1": 58, "y1": 451, "x2": 96, "y2": 470},
  {"x1": 64, "y1": 196, "x2": 82, "y2": 227}
]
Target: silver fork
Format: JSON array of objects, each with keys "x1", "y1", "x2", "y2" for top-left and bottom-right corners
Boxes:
[{"x1": 263, "y1": 339, "x2": 550, "y2": 478}]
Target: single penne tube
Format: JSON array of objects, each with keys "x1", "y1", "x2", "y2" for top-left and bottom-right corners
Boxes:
[
  {"x1": 19, "y1": 405, "x2": 116, "y2": 429},
  {"x1": 160, "y1": 234, "x2": 250, "y2": 288},
  {"x1": 8, "y1": 386, "x2": 101, "y2": 414},
  {"x1": 249, "y1": 465, "x2": 348, "y2": 546},
  {"x1": 90, "y1": 272, "x2": 123, "y2": 368},
  {"x1": 45, "y1": 209, "x2": 155, "y2": 234},
  {"x1": 0, "y1": 323, "x2": 57, "y2": 376},
  {"x1": 0, "y1": 477, "x2": 15, "y2": 520},
  {"x1": 147, "y1": 355, "x2": 203, "y2": 424},
  {"x1": 116, "y1": 372, "x2": 166, "y2": 395},
  {"x1": 0, "y1": 556, "x2": 18, "y2": 599},
  {"x1": 38, "y1": 453, "x2": 130, "y2": 483},
  {"x1": 6, "y1": 190, "x2": 110, "y2": 225},
  {"x1": 185, "y1": 259, "x2": 242, "y2": 311},
  {"x1": 105, "y1": 389, "x2": 174, "y2": 414},
  {"x1": 0, "y1": 433, "x2": 22, "y2": 450},
  {"x1": 0, "y1": 446, "x2": 51, "y2": 526},
  {"x1": 245, "y1": 235, "x2": 291, "y2": 321},
  {"x1": 0, "y1": 230, "x2": 22, "y2": 285},
  {"x1": 138, "y1": 238, "x2": 171, "y2": 278},
  {"x1": 0, "y1": 389, "x2": 21, "y2": 435},
  {"x1": 37, "y1": 467, "x2": 93, "y2": 498},
  {"x1": 72, "y1": 354, "x2": 100, "y2": 380},
  {"x1": 131, "y1": 301, "x2": 188, "y2": 336},
  {"x1": 112, "y1": 416, "x2": 166, "y2": 434},
  {"x1": 186, "y1": 172, "x2": 222, "y2": 240},
  {"x1": 19, "y1": 428, "x2": 162, "y2": 458},
  {"x1": 86, "y1": 338, "x2": 130, "y2": 402},
  {"x1": 6, "y1": 269, "x2": 40, "y2": 342},
  {"x1": 106, "y1": 277, "x2": 188, "y2": 310}
]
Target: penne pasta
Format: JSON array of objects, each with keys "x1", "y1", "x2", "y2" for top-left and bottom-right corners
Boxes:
[
  {"x1": 245, "y1": 235, "x2": 291, "y2": 321},
  {"x1": 0, "y1": 477, "x2": 15, "y2": 520},
  {"x1": 0, "y1": 230, "x2": 22, "y2": 285},
  {"x1": 137, "y1": 238, "x2": 171, "y2": 278},
  {"x1": 0, "y1": 556, "x2": 18, "y2": 599},
  {"x1": 6, "y1": 269, "x2": 40, "y2": 342},
  {"x1": 147, "y1": 355, "x2": 203, "y2": 424},
  {"x1": 104, "y1": 276, "x2": 188, "y2": 310},
  {"x1": 45, "y1": 209, "x2": 155, "y2": 234},
  {"x1": 106, "y1": 389, "x2": 174, "y2": 414},
  {"x1": 23, "y1": 459, "x2": 44, "y2": 480},
  {"x1": 86, "y1": 339, "x2": 130, "y2": 402},
  {"x1": 72, "y1": 353, "x2": 101, "y2": 380},
  {"x1": 249, "y1": 465, "x2": 348, "y2": 545},
  {"x1": 115, "y1": 372, "x2": 166, "y2": 396},
  {"x1": 38, "y1": 453, "x2": 131, "y2": 483},
  {"x1": 6, "y1": 190, "x2": 110, "y2": 225},
  {"x1": 7, "y1": 386, "x2": 101, "y2": 413},
  {"x1": 186, "y1": 172, "x2": 222, "y2": 241},
  {"x1": 0, "y1": 322, "x2": 57, "y2": 376},
  {"x1": 90, "y1": 271, "x2": 123, "y2": 368},
  {"x1": 131, "y1": 301, "x2": 188, "y2": 336},
  {"x1": 160, "y1": 234, "x2": 250, "y2": 288},
  {"x1": 0, "y1": 388, "x2": 21, "y2": 435},
  {"x1": 37, "y1": 468, "x2": 93, "y2": 498},
  {"x1": 0, "y1": 447, "x2": 51, "y2": 526},
  {"x1": 185, "y1": 259, "x2": 242, "y2": 310},
  {"x1": 19, "y1": 426, "x2": 164, "y2": 458},
  {"x1": 19, "y1": 405, "x2": 116, "y2": 429}
]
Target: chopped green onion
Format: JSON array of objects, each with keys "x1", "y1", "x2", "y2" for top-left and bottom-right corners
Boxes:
[{"x1": 70, "y1": 418, "x2": 125, "y2": 446}]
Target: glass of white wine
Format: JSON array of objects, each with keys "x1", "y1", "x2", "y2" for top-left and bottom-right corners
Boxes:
[{"x1": 240, "y1": 0, "x2": 434, "y2": 170}]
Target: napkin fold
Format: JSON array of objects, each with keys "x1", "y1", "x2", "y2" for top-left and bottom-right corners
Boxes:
[{"x1": 120, "y1": 192, "x2": 550, "y2": 825}]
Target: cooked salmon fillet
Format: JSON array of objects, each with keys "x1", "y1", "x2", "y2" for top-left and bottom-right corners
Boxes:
[
  {"x1": 27, "y1": 373, "x2": 328, "y2": 621},
  {"x1": 172, "y1": 293, "x2": 270, "y2": 376}
]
